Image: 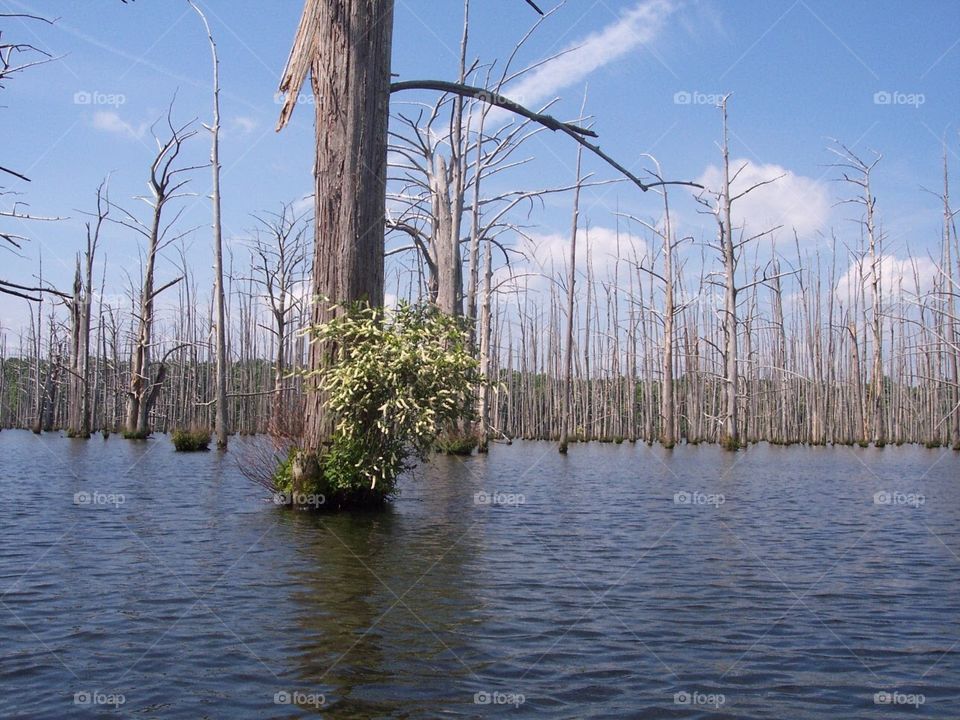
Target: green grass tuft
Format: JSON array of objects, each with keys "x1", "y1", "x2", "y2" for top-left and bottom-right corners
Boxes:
[{"x1": 171, "y1": 428, "x2": 211, "y2": 452}]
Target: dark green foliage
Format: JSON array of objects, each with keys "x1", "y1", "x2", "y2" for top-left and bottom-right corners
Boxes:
[{"x1": 434, "y1": 430, "x2": 479, "y2": 455}]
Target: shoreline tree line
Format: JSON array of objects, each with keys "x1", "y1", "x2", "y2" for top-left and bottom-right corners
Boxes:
[{"x1": 1, "y1": 2, "x2": 958, "y2": 459}]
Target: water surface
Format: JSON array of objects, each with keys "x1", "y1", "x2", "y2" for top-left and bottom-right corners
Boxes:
[{"x1": 1, "y1": 430, "x2": 958, "y2": 718}]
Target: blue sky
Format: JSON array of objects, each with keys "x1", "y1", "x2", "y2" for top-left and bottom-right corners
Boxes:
[{"x1": 0, "y1": 0, "x2": 958, "y2": 328}]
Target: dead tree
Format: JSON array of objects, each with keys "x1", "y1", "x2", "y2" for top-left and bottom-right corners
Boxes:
[
  {"x1": 189, "y1": 0, "x2": 229, "y2": 448},
  {"x1": 114, "y1": 112, "x2": 197, "y2": 436},
  {"x1": 249, "y1": 204, "x2": 309, "y2": 435},
  {"x1": 66, "y1": 180, "x2": 109, "y2": 437},
  {"x1": 277, "y1": 0, "x2": 394, "y2": 451},
  {"x1": 621, "y1": 156, "x2": 689, "y2": 448},
  {"x1": 830, "y1": 140, "x2": 885, "y2": 444},
  {"x1": 695, "y1": 95, "x2": 783, "y2": 449},
  {"x1": 558, "y1": 129, "x2": 585, "y2": 454},
  {"x1": 941, "y1": 149, "x2": 960, "y2": 449}
]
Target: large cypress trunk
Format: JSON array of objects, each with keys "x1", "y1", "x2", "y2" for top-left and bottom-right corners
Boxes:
[{"x1": 279, "y1": 0, "x2": 394, "y2": 451}]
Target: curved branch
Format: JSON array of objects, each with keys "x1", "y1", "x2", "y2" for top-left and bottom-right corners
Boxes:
[{"x1": 391, "y1": 80, "x2": 703, "y2": 194}]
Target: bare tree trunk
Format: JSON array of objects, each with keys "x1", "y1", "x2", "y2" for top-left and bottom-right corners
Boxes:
[
  {"x1": 718, "y1": 97, "x2": 739, "y2": 450},
  {"x1": 771, "y1": 258, "x2": 788, "y2": 443},
  {"x1": 67, "y1": 259, "x2": 82, "y2": 434},
  {"x1": 941, "y1": 148, "x2": 959, "y2": 449},
  {"x1": 477, "y1": 229, "x2": 494, "y2": 452},
  {"x1": 431, "y1": 155, "x2": 461, "y2": 315},
  {"x1": 558, "y1": 142, "x2": 584, "y2": 454},
  {"x1": 31, "y1": 257, "x2": 44, "y2": 433},
  {"x1": 660, "y1": 181, "x2": 676, "y2": 448},
  {"x1": 277, "y1": 0, "x2": 394, "y2": 451},
  {"x1": 191, "y1": 1, "x2": 229, "y2": 448}
]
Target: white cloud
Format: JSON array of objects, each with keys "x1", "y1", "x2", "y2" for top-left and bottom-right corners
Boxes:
[
  {"x1": 835, "y1": 254, "x2": 939, "y2": 302},
  {"x1": 493, "y1": 0, "x2": 675, "y2": 116},
  {"x1": 230, "y1": 116, "x2": 258, "y2": 135},
  {"x1": 92, "y1": 110, "x2": 148, "y2": 140},
  {"x1": 696, "y1": 159, "x2": 830, "y2": 236},
  {"x1": 524, "y1": 226, "x2": 649, "y2": 283}
]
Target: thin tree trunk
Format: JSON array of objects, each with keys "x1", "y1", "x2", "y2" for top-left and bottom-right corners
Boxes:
[
  {"x1": 559, "y1": 142, "x2": 584, "y2": 454},
  {"x1": 191, "y1": 1, "x2": 229, "y2": 448}
]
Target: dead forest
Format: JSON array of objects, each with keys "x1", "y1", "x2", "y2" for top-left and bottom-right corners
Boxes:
[{"x1": 2, "y1": 6, "x2": 959, "y2": 451}]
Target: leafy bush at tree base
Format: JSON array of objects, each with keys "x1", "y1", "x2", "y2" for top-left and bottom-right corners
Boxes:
[{"x1": 275, "y1": 302, "x2": 479, "y2": 511}]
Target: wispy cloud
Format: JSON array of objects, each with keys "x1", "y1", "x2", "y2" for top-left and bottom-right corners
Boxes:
[
  {"x1": 92, "y1": 110, "x2": 148, "y2": 140},
  {"x1": 499, "y1": 0, "x2": 676, "y2": 111}
]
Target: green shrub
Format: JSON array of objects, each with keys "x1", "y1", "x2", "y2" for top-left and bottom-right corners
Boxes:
[
  {"x1": 171, "y1": 428, "x2": 211, "y2": 452},
  {"x1": 122, "y1": 430, "x2": 150, "y2": 440},
  {"x1": 434, "y1": 429, "x2": 479, "y2": 455},
  {"x1": 271, "y1": 446, "x2": 297, "y2": 493},
  {"x1": 294, "y1": 302, "x2": 479, "y2": 506}
]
